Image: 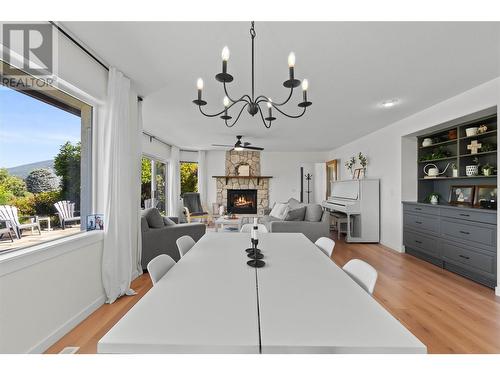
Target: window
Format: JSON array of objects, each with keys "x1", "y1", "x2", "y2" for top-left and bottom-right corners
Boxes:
[
  {"x1": 0, "y1": 62, "x2": 92, "y2": 254},
  {"x1": 141, "y1": 156, "x2": 168, "y2": 214},
  {"x1": 180, "y1": 161, "x2": 198, "y2": 196}
]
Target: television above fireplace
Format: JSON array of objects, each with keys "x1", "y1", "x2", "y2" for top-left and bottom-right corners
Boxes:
[{"x1": 227, "y1": 189, "x2": 257, "y2": 214}]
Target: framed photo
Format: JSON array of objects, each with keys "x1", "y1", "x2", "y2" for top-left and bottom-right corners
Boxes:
[
  {"x1": 474, "y1": 185, "x2": 497, "y2": 208},
  {"x1": 449, "y1": 185, "x2": 475, "y2": 205},
  {"x1": 87, "y1": 214, "x2": 105, "y2": 231},
  {"x1": 353, "y1": 168, "x2": 363, "y2": 179}
]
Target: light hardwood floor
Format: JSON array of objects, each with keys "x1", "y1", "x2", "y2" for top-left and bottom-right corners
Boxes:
[{"x1": 46, "y1": 235, "x2": 500, "y2": 354}]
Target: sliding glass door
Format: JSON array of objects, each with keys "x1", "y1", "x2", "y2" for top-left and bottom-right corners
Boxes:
[{"x1": 141, "y1": 156, "x2": 167, "y2": 214}]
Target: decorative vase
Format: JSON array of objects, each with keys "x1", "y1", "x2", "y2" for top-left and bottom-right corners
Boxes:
[
  {"x1": 466, "y1": 165, "x2": 479, "y2": 177},
  {"x1": 483, "y1": 168, "x2": 492, "y2": 177},
  {"x1": 448, "y1": 129, "x2": 457, "y2": 140},
  {"x1": 465, "y1": 127, "x2": 478, "y2": 137},
  {"x1": 452, "y1": 169, "x2": 459, "y2": 177},
  {"x1": 430, "y1": 195, "x2": 439, "y2": 205},
  {"x1": 422, "y1": 138, "x2": 433, "y2": 147}
]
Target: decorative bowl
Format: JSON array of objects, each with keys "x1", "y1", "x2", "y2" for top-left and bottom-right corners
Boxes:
[{"x1": 465, "y1": 127, "x2": 478, "y2": 137}]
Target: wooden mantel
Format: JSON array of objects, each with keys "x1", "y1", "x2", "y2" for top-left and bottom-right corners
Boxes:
[{"x1": 212, "y1": 175, "x2": 273, "y2": 185}]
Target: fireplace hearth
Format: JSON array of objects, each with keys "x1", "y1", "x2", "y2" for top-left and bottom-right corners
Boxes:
[{"x1": 227, "y1": 189, "x2": 257, "y2": 214}]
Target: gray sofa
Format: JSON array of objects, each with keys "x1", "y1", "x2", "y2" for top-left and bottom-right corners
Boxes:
[
  {"x1": 261, "y1": 198, "x2": 329, "y2": 242},
  {"x1": 141, "y1": 208, "x2": 206, "y2": 269}
]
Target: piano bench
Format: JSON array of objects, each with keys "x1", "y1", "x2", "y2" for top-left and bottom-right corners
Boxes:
[{"x1": 330, "y1": 212, "x2": 353, "y2": 240}]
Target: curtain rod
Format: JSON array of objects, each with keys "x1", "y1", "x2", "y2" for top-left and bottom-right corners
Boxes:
[
  {"x1": 49, "y1": 21, "x2": 143, "y2": 102},
  {"x1": 142, "y1": 131, "x2": 199, "y2": 154}
]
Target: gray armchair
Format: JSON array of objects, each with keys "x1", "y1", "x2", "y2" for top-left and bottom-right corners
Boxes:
[{"x1": 141, "y1": 208, "x2": 206, "y2": 269}]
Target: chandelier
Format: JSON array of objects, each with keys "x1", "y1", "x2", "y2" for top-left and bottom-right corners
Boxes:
[{"x1": 192, "y1": 21, "x2": 312, "y2": 128}]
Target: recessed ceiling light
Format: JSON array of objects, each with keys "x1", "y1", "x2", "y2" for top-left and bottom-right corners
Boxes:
[{"x1": 380, "y1": 99, "x2": 400, "y2": 108}]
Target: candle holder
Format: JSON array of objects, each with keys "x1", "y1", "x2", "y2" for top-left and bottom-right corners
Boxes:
[{"x1": 247, "y1": 238, "x2": 265, "y2": 268}]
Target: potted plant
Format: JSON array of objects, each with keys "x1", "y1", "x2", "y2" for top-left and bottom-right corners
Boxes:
[
  {"x1": 451, "y1": 163, "x2": 458, "y2": 177},
  {"x1": 425, "y1": 192, "x2": 441, "y2": 205},
  {"x1": 358, "y1": 152, "x2": 368, "y2": 175},
  {"x1": 345, "y1": 156, "x2": 356, "y2": 176},
  {"x1": 481, "y1": 162, "x2": 494, "y2": 176},
  {"x1": 466, "y1": 157, "x2": 480, "y2": 177}
]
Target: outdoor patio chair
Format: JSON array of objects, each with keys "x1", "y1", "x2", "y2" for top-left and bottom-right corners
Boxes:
[
  {"x1": 0, "y1": 205, "x2": 41, "y2": 239},
  {"x1": 54, "y1": 200, "x2": 81, "y2": 229},
  {"x1": 182, "y1": 192, "x2": 210, "y2": 223}
]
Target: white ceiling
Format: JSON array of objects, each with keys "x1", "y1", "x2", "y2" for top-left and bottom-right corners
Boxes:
[{"x1": 62, "y1": 22, "x2": 500, "y2": 151}]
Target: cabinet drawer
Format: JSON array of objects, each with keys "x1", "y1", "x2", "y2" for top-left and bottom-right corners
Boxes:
[
  {"x1": 442, "y1": 240, "x2": 496, "y2": 276},
  {"x1": 404, "y1": 230, "x2": 439, "y2": 257},
  {"x1": 403, "y1": 204, "x2": 440, "y2": 216},
  {"x1": 403, "y1": 213, "x2": 439, "y2": 234},
  {"x1": 440, "y1": 207, "x2": 496, "y2": 225},
  {"x1": 441, "y1": 219, "x2": 496, "y2": 248}
]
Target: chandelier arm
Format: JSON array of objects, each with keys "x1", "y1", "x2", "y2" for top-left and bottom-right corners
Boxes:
[
  {"x1": 272, "y1": 104, "x2": 307, "y2": 119},
  {"x1": 257, "y1": 104, "x2": 273, "y2": 129},
  {"x1": 255, "y1": 87, "x2": 294, "y2": 107},
  {"x1": 198, "y1": 98, "x2": 248, "y2": 117},
  {"x1": 224, "y1": 102, "x2": 249, "y2": 128},
  {"x1": 223, "y1": 82, "x2": 251, "y2": 104}
]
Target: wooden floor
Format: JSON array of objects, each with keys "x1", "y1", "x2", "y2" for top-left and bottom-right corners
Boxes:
[{"x1": 46, "y1": 234, "x2": 500, "y2": 354}]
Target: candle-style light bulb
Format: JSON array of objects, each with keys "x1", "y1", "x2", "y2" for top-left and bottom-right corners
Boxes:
[
  {"x1": 197, "y1": 78, "x2": 204, "y2": 90},
  {"x1": 288, "y1": 52, "x2": 296, "y2": 68},
  {"x1": 267, "y1": 98, "x2": 273, "y2": 118},
  {"x1": 302, "y1": 79, "x2": 309, "y2": 91},
  {"x1": 221, "y1": 46, "x2": 230, "y2": 61},
  {"x1": 223, "y1": 96, "x2": 230, "y2": 108}
]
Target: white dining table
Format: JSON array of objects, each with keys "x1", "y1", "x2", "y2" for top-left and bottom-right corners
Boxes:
[{"x1": 98, "y1": 232, "x2": 426, "y2": 354}]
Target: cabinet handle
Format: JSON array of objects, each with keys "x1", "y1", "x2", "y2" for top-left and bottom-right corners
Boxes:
[
  {"x1": 415, "y1": 221, "x2": 423, "y2": 224},
  {"x1": 414, "y1": 208, "x2": 422, "y2": 211},
  {"x1": 459, "y1": 254, "x2": 470, "y2": 260},
  {"x1": 459, "y1": 213, "x2": 470, "y2": 217},
  {"x1": 415, "y1": 240, "x2": 422, "y2": 244},
  {"x1": 459, "y1": 230, "x2": 470, "y2": 235}
]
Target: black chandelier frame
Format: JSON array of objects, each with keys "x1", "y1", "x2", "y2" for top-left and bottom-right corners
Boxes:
[{"x1": 193, "y1": 21, "x2": 312, "y2": 128}]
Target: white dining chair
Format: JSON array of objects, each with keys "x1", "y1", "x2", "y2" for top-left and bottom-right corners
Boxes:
[
  {"x1": 314, "y1": 237, "x2": 335, "y2": 257},
  {"x1": 240, "y1": 223, "x2": 268, "y2": 233},
  {"x1": 342, "y1": 259, "x2": 378, "y2": 295},
  {"x1": 176, "y1": 235, "x2": 196, "y2": 257},
  {"x1": 147, "y1": 254, "x2": 176, "y2": 285}
]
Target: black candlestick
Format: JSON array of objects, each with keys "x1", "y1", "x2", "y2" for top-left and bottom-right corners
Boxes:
[{"x1": 247, "y1": 238, "x2": 265, "y2": 268}]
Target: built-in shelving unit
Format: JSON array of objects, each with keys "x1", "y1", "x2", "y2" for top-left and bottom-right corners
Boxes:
[{"x1": 417, "y1": 110, "x2": 497, "y2": 202}]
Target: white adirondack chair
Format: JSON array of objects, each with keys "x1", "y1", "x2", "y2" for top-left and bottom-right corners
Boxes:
[
  {"x1": 54, "y1": 201, "x2": 81, "y2": 229},
  {"x1": 0, "y1": 205, "x2": 41, "y2": 239}
]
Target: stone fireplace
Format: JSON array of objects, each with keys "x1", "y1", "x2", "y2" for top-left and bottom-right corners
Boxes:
[
  {"x1": 214, "y1": 151, "x2": 270, "y2": 215},
  {"x1": 227, "y1": 189, "x2": 258, "y2": 214}
]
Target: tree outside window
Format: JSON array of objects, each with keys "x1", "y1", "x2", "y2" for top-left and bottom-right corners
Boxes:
[{"x1": 180, "y1": 162, "x2": 198, "y2": 196}]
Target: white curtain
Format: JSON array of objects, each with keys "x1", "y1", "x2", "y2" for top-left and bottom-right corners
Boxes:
[
  {"x1": 197, "y1": 150, "x2": 207, "y2": 208},
  {"x1": 98, "y1": 67, "x2": 139, "y2": 304},
  {"x1": 135, "y1": 101, "x2": 144, "y2": 277},
  {"x1": 168, "y1": 146, "x2": 181, "y2": 217}
]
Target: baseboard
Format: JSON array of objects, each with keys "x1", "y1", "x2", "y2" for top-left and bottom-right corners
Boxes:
[
  {"x1": 28, "y1": 294, "x2": 106, "y2": 354},
  {"x1": 496, "y1": 286, "x2": 500, "y2": 297}
]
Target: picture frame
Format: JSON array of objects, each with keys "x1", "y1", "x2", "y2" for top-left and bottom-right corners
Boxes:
[
  {"x1": 473, "y1": 185, "x2": 497, "y2": 209},
  {"x1": 449, "y1": 185, "x2": 475, "y2": 205},
  {"x1": 87, "y1": 214, "x2": 105, "y2": 231},
  {"x1": 353, "y1": 168, "x2": 363, "y2": 179}
]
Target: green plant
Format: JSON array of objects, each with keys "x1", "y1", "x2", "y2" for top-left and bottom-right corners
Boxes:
[
  {"x1": 344, "y1": 156, "x2": 356, "y2": 173},
  {"x1": 54, "y1": 141, "x2": 81, "y2": 204},
  {"x1": 424, "y1": 192, "x2": 442, "y2": 203},
  {"x1": 180, "y1": 162, "x2": 198, "y2": 195},
  {"x1": 480, "y1": 143, "x2": 496, "y2": 152},
  {"x1": 419, "y1": 146, "x2": 452, "y2": 162},
  {"x1": 481, "y1": 163, "x2": 495, "y2": 176},
  {"x1": 33, "y1": 191, "x2": 61, "y2": 216},
  {"x1": 8, "y1": 194, "x2": 36, "y2": 217},
  {"x1": 358, "y1": 152, "x2": 368, "y2": 168},
  {"x1": 0, "y1": 168, "x2": 27, "y2": 197},
  {"x1": 25, "y1": 168, "x2": 60, "y2": 193}
]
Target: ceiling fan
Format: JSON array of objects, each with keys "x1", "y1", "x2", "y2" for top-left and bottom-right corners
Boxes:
[{"x1": 212, "y1": 135, "x2": 264, "y2": 151}]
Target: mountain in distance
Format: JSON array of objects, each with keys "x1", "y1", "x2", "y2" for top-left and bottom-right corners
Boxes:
[{"x1": 7, "y1": 160, "x2": 55, "y2": 179}]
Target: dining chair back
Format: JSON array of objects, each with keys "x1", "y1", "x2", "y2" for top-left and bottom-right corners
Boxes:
[
  {"x1": 240, "y1": 223, "x2": 268, "y2": 233},
  {"x1": 314, "y1": 237, "x2": 335, "y2": 257},
  {"x1": 147, "y1": 254, "x2": 176, "y2": 285},
  {"x1": 342, "y1": 259, "x2": 378, "y2": 295},
  {"x1": 176, "y1": 235, "x2": 196, "y2": 257}
]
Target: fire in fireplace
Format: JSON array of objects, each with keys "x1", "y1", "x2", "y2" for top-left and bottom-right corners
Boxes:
[{"x1": 227, "y1": 189, "x2": 257, "y2": 214}]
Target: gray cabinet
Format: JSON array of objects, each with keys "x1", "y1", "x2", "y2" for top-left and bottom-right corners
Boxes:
[{"x1": 403, "y1": 202, "x2": 497, "y2": 288}]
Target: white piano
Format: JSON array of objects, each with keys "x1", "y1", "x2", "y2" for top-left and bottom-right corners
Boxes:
[{"x1": 322, "y1": 179, "x2": 380, "y2": 243}]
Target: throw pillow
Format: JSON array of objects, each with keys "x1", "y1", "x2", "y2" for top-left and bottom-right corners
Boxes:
[
  {"x1": 287, "y1": 197, "x2": 302, "y2": 209},
  {"x1": 304, "y1": 204, "x2": 323, "y2": 222},
  {"x1": 269, "y1": 203, "x2": 290, "y2": 220},
  {"x1": 142, "y1": 208, "x2": 164, "y2": 228},
  {"x1": 163, "y1": 217, "x2": 176, "y2": 226},
  {"x1": 285, "y1": 206, "x2": 306, "y2": 221}
]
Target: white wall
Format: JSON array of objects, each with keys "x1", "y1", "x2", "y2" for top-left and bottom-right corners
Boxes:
[
  {"x1": 327, "y1": 78, "x2": 500, "y2": 257},
  {"x1": 0, "y1": 26, "x2": 111, "y2": 353},
  {"x1": 205, "y1": 150, "x2": 328, "y2": 209}
]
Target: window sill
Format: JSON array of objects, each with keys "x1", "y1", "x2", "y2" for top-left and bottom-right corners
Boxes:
[{"x1": 0, "y1": 231, "x2": 104, "y2": 277}]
